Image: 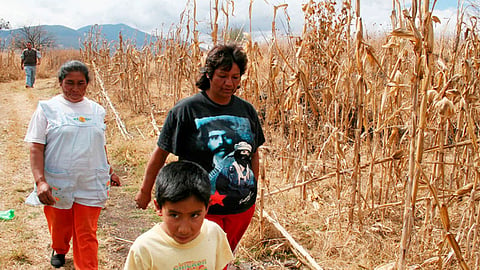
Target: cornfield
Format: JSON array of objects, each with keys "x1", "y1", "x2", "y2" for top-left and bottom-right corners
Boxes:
[{"x1": 3, "y1": 0, "x2": 480, "y2": 269}]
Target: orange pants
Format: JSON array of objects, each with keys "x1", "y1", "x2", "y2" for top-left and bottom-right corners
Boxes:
[{"x1": 44, "y1": 203, "x2": 102, "y2": 270}]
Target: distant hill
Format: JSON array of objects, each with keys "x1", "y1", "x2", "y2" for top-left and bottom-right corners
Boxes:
[{"x1": 0, "y1": 23, "x2": 155, "y2": 49}]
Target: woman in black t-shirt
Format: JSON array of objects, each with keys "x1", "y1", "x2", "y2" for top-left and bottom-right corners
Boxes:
[{"x1": 135, "y1": 44, "x2": 265, "y2": 252}]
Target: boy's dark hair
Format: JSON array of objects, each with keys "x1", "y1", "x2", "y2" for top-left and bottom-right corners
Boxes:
[
  {"x1": 155, "y1": 160, "x2": 211, "y2": 208},
  {"x1": 196, "y1": 43, "x2": 248, "y2": 91}
]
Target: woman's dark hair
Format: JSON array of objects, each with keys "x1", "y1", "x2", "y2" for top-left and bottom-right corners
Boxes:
[
  {"x1": 196, "y1": 43, "x2": 248, "y2": 91},
  {"x1": 58, "y1": 60, "x2": 90, "y2": 83},
  {"x1": 155, "y1": 160, "x2": 211, "y2": 208}
]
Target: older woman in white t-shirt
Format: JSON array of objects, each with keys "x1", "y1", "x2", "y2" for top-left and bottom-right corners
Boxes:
[{"x1": 25, "y1": 60, "x2": 120, "y2": 269}]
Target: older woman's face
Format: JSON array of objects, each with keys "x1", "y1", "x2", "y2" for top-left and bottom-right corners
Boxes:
[
  {"x1": 60, "y1": 71, "x2": 88, "y2": 103},
  {"x1": 206, "y1": 63, "x2": 241, "y2": 104}
]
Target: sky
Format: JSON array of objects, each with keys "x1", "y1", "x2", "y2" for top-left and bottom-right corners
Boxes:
[{"x1": 0, "y1": 0, "x2": 459, "y2": 39}]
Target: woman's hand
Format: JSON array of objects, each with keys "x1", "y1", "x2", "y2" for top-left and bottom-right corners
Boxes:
[
  {"x1": 135, "y1": 146, "x2": 169, "y2": 209},
  {"x1": 110, "y1": 173, "x2": 121, "y2": 186},
  {"x1": 36, "y1": 181, "x2": 56, "y2": 205},
  {"x1": 29, "y1": 143, "x2": 55, "y2": 205},
  {"x1": 135, "y1": 190, "x2": 151, "y2": 209}
]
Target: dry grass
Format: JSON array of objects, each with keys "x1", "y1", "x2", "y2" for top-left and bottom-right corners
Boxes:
[
  {"x1": 1, "y1": 0, "x2": 480, "y2": 269},
  {"x1": 0, "y1": 48, "x2": 80, "y2": 83}
]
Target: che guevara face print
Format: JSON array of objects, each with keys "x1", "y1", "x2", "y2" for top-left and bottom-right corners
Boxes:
[{"x1": 195, "y1": 115, "x2": 255, "y2": 195}]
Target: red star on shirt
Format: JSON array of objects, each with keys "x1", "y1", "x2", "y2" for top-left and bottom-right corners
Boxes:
[{"x1": 210, "y1": 190, "x2": 227, "y2": 206}]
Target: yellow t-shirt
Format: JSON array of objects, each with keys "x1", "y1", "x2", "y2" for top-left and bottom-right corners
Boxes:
[{"x1": 124, "y1": 219, "x2": 233, "y2": 270}]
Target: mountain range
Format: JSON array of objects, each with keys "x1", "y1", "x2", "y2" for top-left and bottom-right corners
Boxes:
[{"x1": 0, "y1": 24, "x2": 155, "y2": 49}]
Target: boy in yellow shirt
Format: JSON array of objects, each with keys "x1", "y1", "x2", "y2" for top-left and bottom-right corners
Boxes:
[{"x1": 124, "y1": 160, "x2": 233, "y2": 270}]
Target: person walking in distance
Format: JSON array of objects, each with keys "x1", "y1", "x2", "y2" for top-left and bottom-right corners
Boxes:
[{"x1": 21, "y1": 41, "x2": 41, "y2": 88}]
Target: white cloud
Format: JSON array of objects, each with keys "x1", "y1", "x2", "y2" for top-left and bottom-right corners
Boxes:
[
  {"x1": 433, "y1": 8, "x2": 457, "y2": 35},
  {"x1": 357, "y1": 1, "x2": 457, "y2": 37},
  {"x1": 0, "y1": 0, "x2": 457, "y2": 37}
]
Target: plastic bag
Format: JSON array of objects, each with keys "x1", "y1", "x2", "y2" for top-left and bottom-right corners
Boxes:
[
  {"x1": 0, "y1": 209, "x2": 14, "y2": 220},
  {"x1": 25, "y1": 190, "x2": 44, "y2": 206},
  {"x1": 25, "y1": 185, "x2": 44, "y2": 207}
]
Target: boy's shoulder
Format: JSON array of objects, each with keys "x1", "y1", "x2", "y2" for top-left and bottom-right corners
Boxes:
[
  {"x1": 202, "y1": 220, "x2": 230, "y2": 246},
  {"x1": 132, "y1": 220, "x2": 225, "y2": 248},
  {"x1": 125, "y1": 220, "x2": 233, "y2": 270},
  {"x1": 203, "y1": 219, "x2": 224, "y2": 233}
]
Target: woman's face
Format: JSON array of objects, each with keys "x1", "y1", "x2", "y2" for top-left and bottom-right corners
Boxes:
[
  {"x1": 60, "y1": 71, "x2": 88, "y2": 103},
  {"x1": 206, "y1": 63, "x2": 241, "y2": 105}
]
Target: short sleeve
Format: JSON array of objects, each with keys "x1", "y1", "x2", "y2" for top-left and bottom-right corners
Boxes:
[
  {"x1": 24, "y1": 104, "x2": 48, "y2": 144},
  {"x1": 252, "y1": 110, "x2": 265, "y2": 152},
  {"x1": 157, "y1": 109, "x2": 177, "y2": 153},
  {"x1": 245, "y1": 102, "x2": 265, "y2": 152}
]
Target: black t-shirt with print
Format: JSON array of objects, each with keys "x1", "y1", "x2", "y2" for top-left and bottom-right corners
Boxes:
[{"x1": 157, "y1": 91, "x2": 265, "y2": 215}]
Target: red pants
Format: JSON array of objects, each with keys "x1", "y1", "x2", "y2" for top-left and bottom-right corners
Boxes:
[
  {"x1": 44, "y1": 203, "x2": 102, "y2": 270},
  {"x1": 206, "y1": 204, "x2": 255, "y2": 252}
]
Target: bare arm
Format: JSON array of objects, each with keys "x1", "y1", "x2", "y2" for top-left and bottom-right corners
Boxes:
[
  {"x1": 104, "y1": 145, "x2": 121, "y2": 186},
  {"x1": 135, "y1": 146, "x2": 170, "y2": 209},
  {"x1": 29, "y1": 142, "x2": 55, "y2": 205},
  {"x1": 36, "y1": 49, "x2": 41, "y2": 65}
]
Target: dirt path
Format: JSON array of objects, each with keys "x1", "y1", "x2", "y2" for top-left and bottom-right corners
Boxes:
[
  {"x1": 0, "y1": 78, "x2": 155, "y2": 269},
  {"x1": 0, "y1": 78, "x2": 56, "y2": 269}
]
